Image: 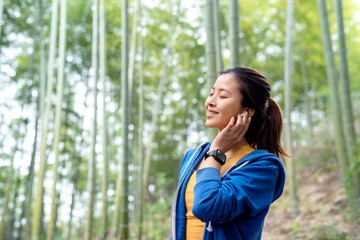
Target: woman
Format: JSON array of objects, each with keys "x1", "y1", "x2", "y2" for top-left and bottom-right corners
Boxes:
[{"x1": 170, "y1": 67, "x2": 287, "y2": 240}]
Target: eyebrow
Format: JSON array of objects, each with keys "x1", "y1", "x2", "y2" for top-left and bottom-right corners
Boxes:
[{"x1": 211, "y1": 87, "x2": 231, "y2": 94}]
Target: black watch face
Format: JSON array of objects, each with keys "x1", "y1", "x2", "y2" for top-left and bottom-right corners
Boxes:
[{"x1": 216, "y1": 150, "x2": 226, "y2": 162}]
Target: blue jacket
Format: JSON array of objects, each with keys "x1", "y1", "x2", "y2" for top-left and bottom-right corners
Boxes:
[{"x1": 170, "y1": 142, "x2": 285, "y2": 240}]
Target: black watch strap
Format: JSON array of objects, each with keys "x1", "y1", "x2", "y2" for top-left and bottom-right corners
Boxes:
[{"x1": 205, "y1": 149, "x2": 227, "y2": 165}]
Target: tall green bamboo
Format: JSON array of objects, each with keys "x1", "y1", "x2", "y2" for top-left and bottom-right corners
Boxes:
[
  {"x1": 38, "y1": 0, "x2": 46, "y2": 119},
  {"x1": 112, "y1": 0, "x2": 130, "y2": 237},
  {"x1": 99, "y1": 0, "x2": 109, "y2": 238},
  {"x1": 129, "y1": 0, "x2": 145, "y2": 240},
  {"x1": 84, "y1": 0, "x2": 99, "y2": 239},
  {"x1": 284, "y1": 0, "x2": 299, "y2": 217},
  {"x1": 127, "y1": 0, "x2": 140, "y2": 102},
  {"x1": 47, "y1": 0, "x2": 66, "y2": 239},
  {"x1": 119, "y1": 0, "x2": 129, "y2": 238},
  {"x1": 300, "y1": 53, "x2": 313, "y2": 138},
  {"x1": 333, "y1": 0, "x2": 359, "y2": 194},
  {"x1": 137, "y1": 30, "x2": 144, "y2": 240},
  {"x1": 127, "y1": 3, "x2": 140, "y2": 227},
  {"x1": 32, "y1": 0, "x2": 59, "y2": 238},
  {"x1": 205, "y1": 0, "x2": 217, "y2": 139},
  {"x1": 229, "y1": 0, "x2": 240, "y2": 67},
  {"x1": 19, "y1": 2, "x2": 46, "y2": 239},
  {"x1": 213, "y1": 0, "x2": 224, "y2": 72},
  {"x1": 205, "y1": 0, "x2": 216, "y2": 85},
  {"x1": 317, "y1": 0, "x2": 359, "y2": 210},
  {"x1": 131, "y1": 0, "x2": 143, "y2": 238}
]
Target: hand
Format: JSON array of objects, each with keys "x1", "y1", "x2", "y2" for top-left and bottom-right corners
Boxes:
[{"x1": 210, "y1": 111, "x2": 251, "y2": 153}]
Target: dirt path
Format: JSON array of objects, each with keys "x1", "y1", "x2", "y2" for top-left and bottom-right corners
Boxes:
[{"x1": 262, "y1": 166, "x2": 360, "y2": 240}]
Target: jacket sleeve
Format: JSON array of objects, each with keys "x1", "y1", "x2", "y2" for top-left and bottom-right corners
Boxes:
[{"x1": 192, "y1": 160, "x2": 279, "y2": 224}]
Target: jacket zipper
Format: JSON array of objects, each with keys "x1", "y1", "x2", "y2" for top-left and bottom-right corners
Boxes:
[{"x1": 171, "y1": 145, "x2": 204, "y2": 240}]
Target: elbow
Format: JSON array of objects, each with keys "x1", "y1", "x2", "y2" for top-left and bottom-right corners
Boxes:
[
  {"x1": 192, "y1": 200, "x2": 214, "y2": 222},
  {"x1": 192, "y1": 203, "x2": 206, "y2": 221}
]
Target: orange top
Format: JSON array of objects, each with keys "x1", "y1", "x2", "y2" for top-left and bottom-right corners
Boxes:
[{"x1": 184, "y1": 144, "x2": 255, "y2": 239}]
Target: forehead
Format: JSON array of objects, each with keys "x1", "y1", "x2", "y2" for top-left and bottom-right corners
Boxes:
[{"x1": 213, "y1": 73, "x2": 241, "y2": 91}]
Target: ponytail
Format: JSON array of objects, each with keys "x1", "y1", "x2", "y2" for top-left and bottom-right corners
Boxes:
[{"x1": 255, "y1": 98, "x2": 288, "y2": 158}]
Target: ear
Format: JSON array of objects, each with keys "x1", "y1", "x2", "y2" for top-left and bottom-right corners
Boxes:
[{"x1": 245, "y1": 108, "x2": 255, "y2": 117}]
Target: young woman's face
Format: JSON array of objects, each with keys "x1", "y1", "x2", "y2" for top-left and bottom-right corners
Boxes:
[{"x1": 205, "y1": 73, "x2": 245, "y2": 131}]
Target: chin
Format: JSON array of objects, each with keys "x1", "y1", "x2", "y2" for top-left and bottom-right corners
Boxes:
[{"x1": 205, "y1": 121, "x2": 219, "y2": 129}]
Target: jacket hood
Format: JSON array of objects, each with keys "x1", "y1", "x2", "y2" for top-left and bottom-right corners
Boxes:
[{"x1": 233, "y1": 149, "x2": 286, "y2": 202}]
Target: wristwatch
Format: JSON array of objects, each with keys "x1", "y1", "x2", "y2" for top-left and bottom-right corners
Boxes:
[{"x1": 205, "y1": 149, "x2": 227, "y2": 165}]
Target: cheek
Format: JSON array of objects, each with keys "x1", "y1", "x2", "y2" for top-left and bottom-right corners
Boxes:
[
  {"x1": 225, "y1": 102, "x2": 242, "y2": 116},
  {"x1": 218, "y1": 108, "x2": 235, "y2": 122}
]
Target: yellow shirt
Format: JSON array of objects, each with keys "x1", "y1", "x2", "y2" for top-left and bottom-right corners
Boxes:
[{"x1": 184, "y1": 144, "x2": 255, "y2": 239}]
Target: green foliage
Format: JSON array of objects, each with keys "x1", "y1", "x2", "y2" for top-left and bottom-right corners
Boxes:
[
  {"x1": 293, "y1": 129, "x2": 337, "y2": 170},
  {"x1": 306, "y1": 223, "x2": 348, "y2": 240},
  {"x1": 0, "y1": 166, "x2": 6, "y2": 198},
  {"x1": 141, "y1": 173, "x2": 172, "y2": 240},
  {"x1": 288, "y1": 223, "x2": 301, "y2": 236}
]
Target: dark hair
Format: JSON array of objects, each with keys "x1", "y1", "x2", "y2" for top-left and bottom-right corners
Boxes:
[{"x1": 219, "y1": 66, "x2": 288, "y2": 159}]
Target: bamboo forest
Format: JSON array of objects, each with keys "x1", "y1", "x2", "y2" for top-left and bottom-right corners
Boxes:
[{"x1": 1, "y1": 0, "x2": 360, "y2": 239}]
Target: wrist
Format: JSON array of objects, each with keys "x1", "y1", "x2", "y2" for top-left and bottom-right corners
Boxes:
[
  {"x1": 198, "y1": 156, "x2": 222, "y2": 170},
  {"x1": 205, "y1": 149, "x2": 226, "y2": 165}
]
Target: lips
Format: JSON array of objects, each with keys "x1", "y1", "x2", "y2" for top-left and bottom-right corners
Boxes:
[{"x1": 207, "y1": 109, "x2": 219, "y2": 117}]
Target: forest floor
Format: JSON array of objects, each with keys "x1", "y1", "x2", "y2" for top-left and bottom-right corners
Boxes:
[{"x1": 262, "y1": 163, "x2": 360, "y2": 240}]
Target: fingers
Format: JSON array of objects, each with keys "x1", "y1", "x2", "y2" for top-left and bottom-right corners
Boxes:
[
  {"x1": 237, "y1": 113, "x2": 242, "y2": 125},
  {"x1": 241, "y1": 112, "x2": 251, "y2": 133},
  {"x1": 229, "y1": 116, "x2": 236, "y2": 126},
  {"x1": 222, "y1": 111, "x2": 251, "y2": 135},
  {"x1": 235, "y1": 111, "x2": 247, "y2": 125},
  {"x1": 223, "y1": 116, "x2": 235, "y2": 131},
  {"x1": 233, "y1": 111, "x2": 251, "y2": 134}
]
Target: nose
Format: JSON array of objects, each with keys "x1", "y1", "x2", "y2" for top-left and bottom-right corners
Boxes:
[{"x1": 206, "y1": 95, "x2": 216, "y2": 107}]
